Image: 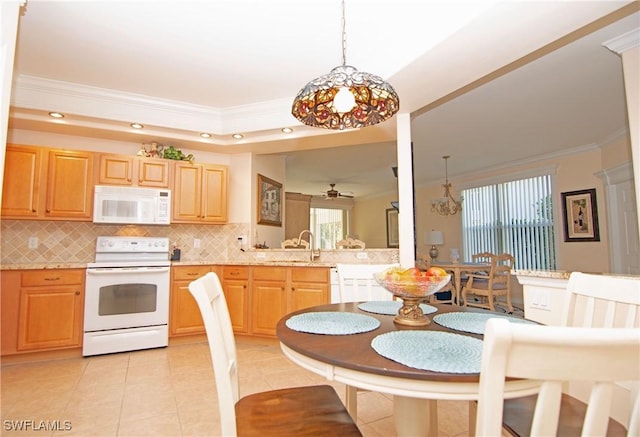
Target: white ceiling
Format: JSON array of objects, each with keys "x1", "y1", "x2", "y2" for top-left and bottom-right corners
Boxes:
[{"x1": 8, "y1": 1, "x2": 640, "y2": 199}]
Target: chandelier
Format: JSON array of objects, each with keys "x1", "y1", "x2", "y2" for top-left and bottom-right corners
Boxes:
[
  {"x1": 291, "y1": 0, "x2": 399, "y2": 130},
  {"x1": 431, "y1": 155, "x2": 462, "y2": 216}
]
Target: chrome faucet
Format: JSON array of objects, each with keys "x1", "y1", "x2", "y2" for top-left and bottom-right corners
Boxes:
[{"x1": 297, "y1": 230, "x2": 320, "y2": 262}]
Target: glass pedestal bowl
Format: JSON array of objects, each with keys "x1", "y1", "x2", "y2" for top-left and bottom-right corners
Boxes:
[{"x1": 374, "y1": 271, "x2": 451, "y2": 326}]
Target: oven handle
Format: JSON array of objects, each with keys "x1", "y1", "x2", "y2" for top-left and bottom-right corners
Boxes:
[{"x1": 87, "y1": 266, "x2": 170, "y2": 274}]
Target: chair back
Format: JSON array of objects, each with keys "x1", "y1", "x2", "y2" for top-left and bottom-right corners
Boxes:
[
  {"x1": 472, "y1": 252, "x2": 494, "y2": 264},
  {"x1": 188, "y1": 272, "x2": 239, "y2": 436},
  {"x1": 336, "y1": 263, "x2": 399, "y2": 302},
  {"x1": 336, "y1": 238, "x2": 366, "y2": 249},
  {"x1": 562, "y1": 272, "x2": 640, "y2": 329},
  {"x1": 489, "y1": 253, "x2": 514, "y2": 288},
  {"x1": 476, "y1": 318, "x2": 640, "y2": 436}
]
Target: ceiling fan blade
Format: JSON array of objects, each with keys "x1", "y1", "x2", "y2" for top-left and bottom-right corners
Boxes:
[{"x1": 339, "y1": 193, "x2": 354, "y2": 198}]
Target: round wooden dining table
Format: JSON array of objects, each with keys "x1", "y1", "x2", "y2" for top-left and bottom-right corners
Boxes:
[{"x1": 276, "y1": 302, "x2": 540, "y2": 437}]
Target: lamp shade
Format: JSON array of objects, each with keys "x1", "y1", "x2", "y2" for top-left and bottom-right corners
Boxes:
[{"x1": 426, "y1": 230, "x2": 444, "y2": 246}]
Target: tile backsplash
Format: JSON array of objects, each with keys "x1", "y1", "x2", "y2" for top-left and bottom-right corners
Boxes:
[
  {"x1": 1, "y1": 220, "x2": 399, "y2": 267},
  {"x1": 0, "y1": 220, "x2": 250, "y2": 266}
]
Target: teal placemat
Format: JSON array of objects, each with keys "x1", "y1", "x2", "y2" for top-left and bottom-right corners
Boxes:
[
  {"x1": 286, "y1": 312, "x2": 380, "y2": 335},
  {"x1": 358, "y1": 300, "x2": 437, "y2": 316},
  {"x1": 371, "y1": 331, "x2": 482, "y2": 373},
  {"x1": 433, "y1": 312, "x2": 535, "y2": 335}
]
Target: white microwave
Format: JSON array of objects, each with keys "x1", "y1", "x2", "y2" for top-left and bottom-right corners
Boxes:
[{"x1": 93, "y1": 185, "x2": 171, "y2": 225}]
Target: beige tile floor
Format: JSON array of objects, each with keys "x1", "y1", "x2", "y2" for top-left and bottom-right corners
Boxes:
[{"x1": 1, "y1": 337, "x2": 471, "y2": 437}]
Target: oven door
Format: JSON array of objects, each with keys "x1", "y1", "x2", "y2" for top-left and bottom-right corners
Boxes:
[{"x1": 84, "y1": 266, "x2": 170, "y2": 332}]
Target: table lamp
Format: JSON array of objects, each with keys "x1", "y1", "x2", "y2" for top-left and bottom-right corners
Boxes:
[{"x1": 426, "y1": 230, "x2": 444, "y2": 261}]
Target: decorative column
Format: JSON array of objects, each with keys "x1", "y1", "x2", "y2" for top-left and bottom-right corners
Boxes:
[
  {"x1": 396, "y1": 112, "x2": 415, "y2": 268},
  {"x1": 603, "y1": 28, "x2": 640, "y2": 237}
]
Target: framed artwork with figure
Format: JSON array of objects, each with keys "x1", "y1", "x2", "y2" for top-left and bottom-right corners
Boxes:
[
  {"x1": 561, "y1": 188, "x2": 600, "y2": 242},
  {"x1": 257, "y1": 174, "x2": 282, "y2": 226}
]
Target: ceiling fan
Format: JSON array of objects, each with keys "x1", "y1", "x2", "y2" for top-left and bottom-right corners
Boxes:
[{"x1": 322, "y1": 184, "x2": 354, "y2": 199}]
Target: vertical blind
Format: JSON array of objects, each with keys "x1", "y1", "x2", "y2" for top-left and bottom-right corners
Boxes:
[
  {"x1": 461, "y1": 174, "x2": 556, "y2": 270},
  {"x1": 310, "y1": 207, "x2": 348, "y2": 249}
]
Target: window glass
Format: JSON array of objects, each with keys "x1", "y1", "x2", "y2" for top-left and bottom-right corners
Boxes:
[
  {"x1": 310, "y1": 207, "x2": 349, "y2": 249},
  {"x1": 461, "y1": 174, "x2": 556, "y2": 270}
]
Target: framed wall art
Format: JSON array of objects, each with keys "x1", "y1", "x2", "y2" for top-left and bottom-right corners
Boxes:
[
  {"x1": 561, "y1": 188, "x2": 600, "y2": 242},
  {"x1": 257, "y1": 174, "x2": 282, "y2": 226},
  {"x1": 386, "y1": 208, "x2": 399, "y2": 248}
]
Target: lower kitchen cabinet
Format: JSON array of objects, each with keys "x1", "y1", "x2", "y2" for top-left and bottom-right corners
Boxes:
[
  {"x1": 169, "y1": 265, "x2": 216, "y2": 337},
  {"x1": 251, "y1": 267, "x2": 288, "y2": 337},
  {"x1": 1, "y1": 269, "x2": 85, "y2": 354},
  {"x1": 222, "y1": 266, "x2": 250, "y2": 334},
  {"x1": 289, "y1": 267, "x2": 330, "y2": 312}
]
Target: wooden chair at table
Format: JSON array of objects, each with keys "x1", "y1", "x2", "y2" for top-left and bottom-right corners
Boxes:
[
  {"x1": 462, "y1": 252, "x2": 514, "y2": 312},
  {"x1": 417, "y1": 256, "x2": 456, "y2": 305},
  {"x1": 475, "y1": 318, "x2": 639, "y2": 436},
  {"x1": 501, "y1": 272, "x2": 640, "y2": 436},
  {"x1": 188, "y1": 272, "x2": 361, "y2": 437}
]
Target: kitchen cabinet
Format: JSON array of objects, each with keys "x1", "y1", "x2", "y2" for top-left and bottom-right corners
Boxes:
[
  {"x1": 97, "y1": 153, "x2": 171, "y2": 188},
  {"x1": 1, "y1": 145, "x2": 94, "y2": 220},
  {"x1": 169, "y1": 265, "x2": 216, "y2": 337},
  {"x1": 222, "y1": 266, "x2": 250, "y2": 334},
  {"x1": 251, "y1": 266, "x2": 288, "y2": 337},
  {"x1": 172, "y1": 162, "x2": 228, "y2": 224},
  {"x1": 0, "y1": 269, "x2": 85, "y2": 354},
  {"x1": 289, "y1": 267, "x2": 330, "y2": 312}
]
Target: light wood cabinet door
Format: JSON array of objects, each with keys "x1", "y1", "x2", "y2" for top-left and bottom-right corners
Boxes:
[
  {"x1": 97, "y1": 154, "x2": 134, "y2": 185},
  {"x1": 45, "y1": 149, "x2": 94, "y2": 220},
  {"x1": 1, "y1": 271, "x2": 21, "y2": 355},
  {"x1": 169, "y1": 265, "x2": 210, "y2": 337},
  {"x1": 172, "y1": 162, "x2": 228, "y2": 223},
  {"x1": 222, "y1": 266, "x2": 250, "y2": 334},
  {"x1": 1, "y1": 145, "x2": 45, "y2": 218},
  {"x1": 251, "y1": 280, "x2": 287, "y2": 336},
  {"x1": 137, "y1": 159, "x2": 170, "y2": 187},
  {"x1": 173, "y1": 162, "x2": 202, "y2": 222},
  {"x1": 289, "y1": 267, "x2": 330, "y2": 312},
  {"x1": 98, "y1": 154, "x2": 170, "y2": 188},
  {"x1": 17, "y1": 269, "x2": 84, "y2": 351},
  {"x1": 201, "y1": 164, "x2": 228, "y2": 223}
]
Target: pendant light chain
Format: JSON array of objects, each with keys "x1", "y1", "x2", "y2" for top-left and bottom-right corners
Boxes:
[
  {"x1": 290, "y1": 0, "x2": 400, "y2": 130},
  {"x1": 341, "y1": 0, "x2": 347, "y2": 66}
]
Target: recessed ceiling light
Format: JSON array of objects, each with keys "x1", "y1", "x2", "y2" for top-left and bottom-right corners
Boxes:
[
  {"x1": 200, "y1": 133, "x2": 212, "y2": 138},
  {"x1": 48, "y1": 112, "x2": 64, "y2": 118},
  {"x1": 281, "y1": 127, "x2": 293, "y2": 134},
  {"x1": 232, "y1": 133, "x2": 244, "y2": 139},
  {"x1": 130, "y1": 123, "x2": 144, "y2": 129}
]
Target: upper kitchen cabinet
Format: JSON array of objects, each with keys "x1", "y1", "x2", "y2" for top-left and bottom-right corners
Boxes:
[
  {"x1": 97, "y1": 153, "x2": 171, "y2": 188},
  {"x1": 172, "y1": 162, "x2": 228, "y2": 224},
  {"x1": 2, "y1": 145, "x2": 94, "y2": 221}
]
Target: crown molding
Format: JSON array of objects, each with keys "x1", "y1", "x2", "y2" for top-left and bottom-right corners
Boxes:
[
  {"x1": 11, "y1": 75, "x2": 296, "y2": 135},
  {"x1": 603, "y1": 26, "x2": 640, "y2": 54}
]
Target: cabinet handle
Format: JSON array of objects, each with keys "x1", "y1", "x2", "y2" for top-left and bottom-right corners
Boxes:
[
  {"x1": 32, "y1": 209, "x2": 36, "y2": 213},
  {"x1": 187, "y1": 272, "x2": 199, "y2": 276},
  {"x1": 75, "y1": 291, "x2": 80, "y2": 295},
  {"x1": 46, "y1": 209, "x2": 51, "y2": 213},
  {"x1": 44, "y1": 277, "x2": 61, "y2": 281},
  {"x1": 230, "y1": 271, "x2": 239, "y2": 276}
]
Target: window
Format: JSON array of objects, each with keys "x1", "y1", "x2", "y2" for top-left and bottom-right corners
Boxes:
[
  {"x1": 461, "y1": 174, "x2": 556, "y2": 270},
  {"x1": 310, "y1": 207, "x2": 349, "y2": 249}
]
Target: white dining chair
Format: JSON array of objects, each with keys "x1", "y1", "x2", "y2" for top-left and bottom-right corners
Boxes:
[
  {"x1": 188, "y1": 272, "x2": 361, "y2": 436},
  {"x1": 476, "y1": 318, "x2": 640, "y2": 437},
  {"x1": 335, "y1": 263, "x2": 399, "y2": 302},
  {"x1": 500, "y1": 272, "x2": 640, "y2": 435}
]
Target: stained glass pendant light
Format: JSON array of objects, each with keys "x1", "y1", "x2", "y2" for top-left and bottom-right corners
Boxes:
[{"x1": 291, "y1": 0, "x2": 399, "y2": 130}]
